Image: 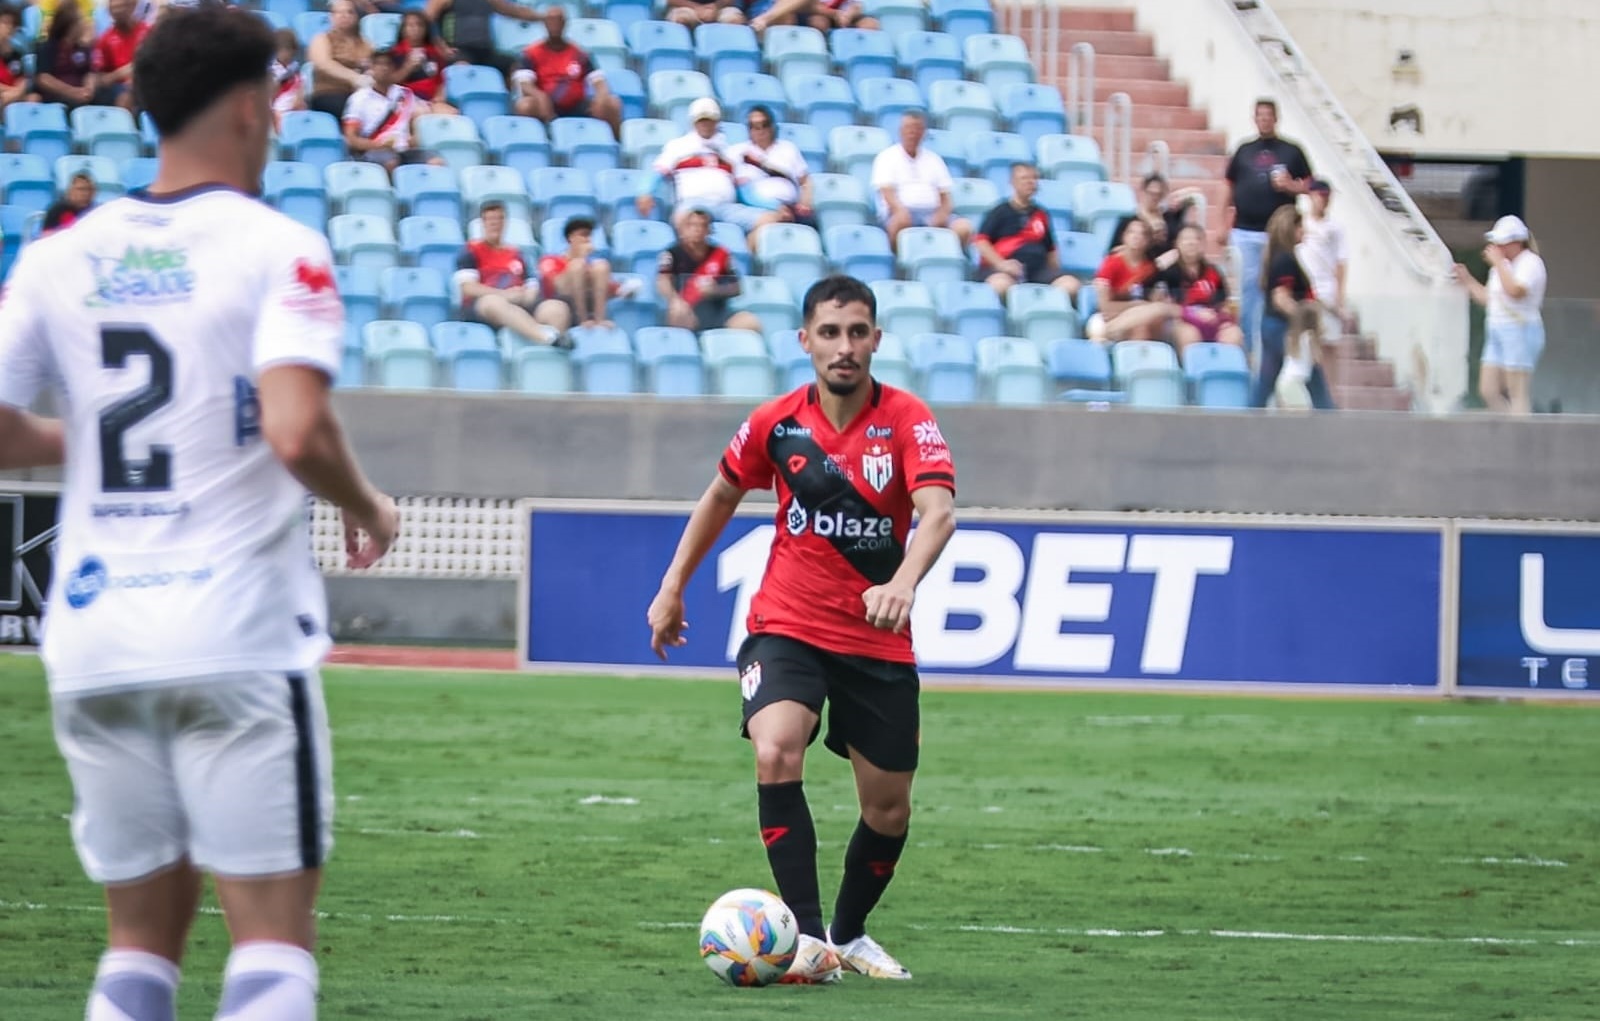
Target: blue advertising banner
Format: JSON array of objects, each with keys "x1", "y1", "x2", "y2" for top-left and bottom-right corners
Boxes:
[
  {"x1": 521, "y1": 503, "x2": 1445, "y2": 689},
  {"x1": 1457, "y1": 524, "x2": 1600, "y2": 695}
]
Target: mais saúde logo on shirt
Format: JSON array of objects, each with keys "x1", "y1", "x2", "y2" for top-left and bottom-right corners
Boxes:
[{"x1": 83, "y1": 245, "x2": 195, "y2": 308}]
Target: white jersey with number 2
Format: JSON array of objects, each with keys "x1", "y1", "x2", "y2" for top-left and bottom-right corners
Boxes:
[{"x1": 0, "y1": 187, "x2": 345, "y2": 696}]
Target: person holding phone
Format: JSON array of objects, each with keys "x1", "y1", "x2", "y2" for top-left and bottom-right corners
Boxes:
[{"x1": 1225, "y1": 98, "x2": 1312, "y2": 357}]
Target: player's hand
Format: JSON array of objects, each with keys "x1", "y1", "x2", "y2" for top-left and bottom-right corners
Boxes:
[
  {"x1": 345, "y1": 494, "x2": 398, "y2": 570},
  {"x1": 647, "y1": 588, "x2": 688, "y2": 659},
  {"x1": 862, "y1": 581, "x2": 915, "y2": 633}
]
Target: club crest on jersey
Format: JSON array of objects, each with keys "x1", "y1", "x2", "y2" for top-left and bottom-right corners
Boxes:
[
  {"x1": 862, "y1": 444, "x2": 894, "y2": 493},
  {"x1": 281, "y1": 257, "x2": 343, "y2": 323},
  {"x1": 83, "y1": 246, "x2": 195, "y2": 308}
]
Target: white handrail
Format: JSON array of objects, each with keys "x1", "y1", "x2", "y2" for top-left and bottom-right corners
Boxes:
[
  {"x1": 1146, "y1": 140, "x2": 1170, "y2": 182},
  {"x1": 1067, "y1": 41, "x2": 1095, "y2": 136},
  {"x1": 1105, "y1": 91, "x2": 1132, "y2": 183}
]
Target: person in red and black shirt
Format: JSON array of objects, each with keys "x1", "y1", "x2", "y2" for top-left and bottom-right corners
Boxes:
[
  {"x1": 452, "y1": 200, "x2": 573, "y2": 348},
  {"x1": 974, "y1": 162, "x2": 1081, "y2": 307},
  {"x1": 392, "y1": 10, "x2": 456, "y2": 114},
  {"x1": 92, "y1": 0, "x2": 148, "y2": 112},
  {"x1": 511, "y1": 6, "x2": 621, "y2": 137},
  {"x1": 1087, "y1": 218, "x2": 1175, "y2": 344},
  {"x1": 1158, "y1": 225, "x2": 1244, "y2": 353},
  {"x1": 537, "y1": 215, "x2": 625, "y2": 329},
  {"x1": 648, "y1": 275, "x2": 958, "y2": 985},
  {"x1": 657, "y1": 207, "x2": 763, "y2": 335},
  {"x1": 0, "y1": 5, "x2": 30, "y2": 114}
]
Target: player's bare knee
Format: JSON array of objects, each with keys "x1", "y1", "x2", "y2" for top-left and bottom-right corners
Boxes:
[
  {"x1": 861, "y1": 799, "x2": 911, "y2": 836},
  {"x1": 751, "y1": 738, "x2": 805, "y2": 783}
]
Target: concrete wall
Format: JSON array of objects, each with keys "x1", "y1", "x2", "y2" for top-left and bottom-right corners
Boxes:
[{"x1": 1523, "y1": 158, "x2": 1600, "y2": 302}]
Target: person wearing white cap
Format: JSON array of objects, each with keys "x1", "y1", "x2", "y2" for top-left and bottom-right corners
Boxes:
[
  {"x1": 1454, "y1": 215, "x2": 1547, "y2": 414},
  {"x1": 637, "y1": 97, "x2": 785, "y2": 238}
]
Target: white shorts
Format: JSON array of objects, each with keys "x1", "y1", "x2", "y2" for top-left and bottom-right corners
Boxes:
[
  {"x1": 1483, "y1": 319, "x2": 1545, "y2": 372},
  {"x1": 52, "y1": 672, "x2": 334, "y2": 885}
]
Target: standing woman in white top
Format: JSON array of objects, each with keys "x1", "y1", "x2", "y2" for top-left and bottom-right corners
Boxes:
[{"x1": 1455, "y1": 215, "x2": 1548, "y2": 414}]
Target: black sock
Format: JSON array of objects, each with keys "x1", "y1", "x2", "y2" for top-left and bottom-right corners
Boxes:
[
  {"x1": 757, "y1": 781, "x2": 825, "y2": 939},
  {"x1": 830, "y1": 818, "x2": 907, "y2": 944}
]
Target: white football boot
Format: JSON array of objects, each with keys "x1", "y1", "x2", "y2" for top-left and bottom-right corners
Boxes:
[
  {"x1": 779, "y1": 934, "x2": 843, "y2": 985},
  {"x1": 831, "y1": 931, "x2": 912, "y2": 980}
]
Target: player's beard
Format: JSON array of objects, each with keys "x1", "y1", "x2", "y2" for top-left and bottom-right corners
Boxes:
[{"x1": 824, "y1": 363, "x2": 865, "y2": 396}]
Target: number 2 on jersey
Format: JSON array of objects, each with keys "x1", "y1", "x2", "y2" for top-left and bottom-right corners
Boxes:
[{"x1": 100, "y1": 326, "x2": 174, "y2": 493}]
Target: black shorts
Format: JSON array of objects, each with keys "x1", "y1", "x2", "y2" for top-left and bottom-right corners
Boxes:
[
  {"x1": 736, "y1": 633, "x2": 920, "y2": 773},
  {"x1": 694, "y1": 298, "x2": 731, "y2": 334}
]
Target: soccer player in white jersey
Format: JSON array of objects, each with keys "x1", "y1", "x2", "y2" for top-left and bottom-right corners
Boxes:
[{"x1": 0, "y1": 7, "x2": 398, "y2": 1020}]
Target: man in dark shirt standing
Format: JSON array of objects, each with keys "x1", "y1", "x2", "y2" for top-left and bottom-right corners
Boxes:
[
  {"x1": 973, "y1": 162, "x2": 1080, "y2": 307},
  {"x1": 1225, "y1": 98, "x2": 1311, "y2": 357}
]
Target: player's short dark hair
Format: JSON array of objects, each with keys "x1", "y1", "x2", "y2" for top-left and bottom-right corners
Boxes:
[
  {"x1": 479, "y1": 200, "x2": 506, "y2": 216},
  {"x1": 135, "y1": 4, "x2": 276, "y2": 139},
  {"x1": 563, "y1": 216, "x2": 595, "y2": 239},
  {"x1": 747, "y1": 104, "x2": 777, "y2": 132},
  {"x1": 274, "y1": 27, "x2": 300, "y2": 52},
  {"x1": 70, "y1": 171, "x2": 94, "y2": 185},
  {"x1": 1255, "y1": 98, "x2": 1278, "y2": 115},
  {"x1": 900, "y1": 109, "x2": 927, "y2": 124},
  {"x1": 682, "y1": 207, "x2": 712, "y2": 226},
  {"x1": 1011, "y1": 162, "x2": 1037, "y2": 175},
  {"x1": 802, "y1": 275, "x2": 876, "y2": 325}
]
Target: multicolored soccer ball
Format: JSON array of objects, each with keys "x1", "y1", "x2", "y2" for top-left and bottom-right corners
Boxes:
[{"x1": 698, "y1": 888, "x2": 799, "y2": 986}]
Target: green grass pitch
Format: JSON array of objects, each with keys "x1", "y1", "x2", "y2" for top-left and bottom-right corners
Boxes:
[{"x1": 2, "y1": 658, "x2": 1598, "y2": 1019}]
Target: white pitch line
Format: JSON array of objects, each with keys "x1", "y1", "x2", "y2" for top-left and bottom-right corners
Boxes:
[{"x1": 350, "y1": 827, "x2": 483, "y2": 840}]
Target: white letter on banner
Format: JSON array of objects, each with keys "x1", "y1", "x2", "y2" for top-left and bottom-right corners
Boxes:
[
  {"x1": 718, "y1": 525, "x2": 775, "y2": 661},
  {"x1": 1562, "y1": 658, "x2": 1588, "y2": 689},
  {"x1": 1013, "y1": 534, "x2": 1125, "y2": 673},
  {"x1": 1520, "y1": 554, "x2": 1600, "y2": 655},
  {"x1": 1521, "y1": 656, "x2": 1547, "y2": 686},
  {"x1": 1125, "y1": 535, "x2": 1234, "y2": 674},
  {"x1": 911, "y1": 529, "x2": 1024, "y2": 668}
]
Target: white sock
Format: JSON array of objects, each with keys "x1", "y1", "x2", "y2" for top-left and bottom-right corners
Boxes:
[
  {"x1": 214, "y1": 942, "x2": 318, "y2": 1021},
  {"x1": 86, "y1": 949, "x2": 179, "y2": 1021}
]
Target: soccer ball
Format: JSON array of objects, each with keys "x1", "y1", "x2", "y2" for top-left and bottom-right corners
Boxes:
[{"x1": 698, "y1": 887, "x2": 799, "y2": 987}]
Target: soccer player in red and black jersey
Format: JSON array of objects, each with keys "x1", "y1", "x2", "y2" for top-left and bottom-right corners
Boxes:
[
  {"x1": 648, "y1": 275, "x2": 957, "y2": 984},
  {"x1": 974, "y1": 163, "x2": 1080, "y2": 307}
]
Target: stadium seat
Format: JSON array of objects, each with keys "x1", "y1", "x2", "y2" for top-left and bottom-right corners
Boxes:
[
  {"x1": 810, "y1": 172, "x2": 872, "y2": 233},
  {"x1": 1074, "y1": 180, "x2": 1138, "y2": 250},
  {"x1": 380, "y1": 266, "x2": 451, "y2": 330},
  {"x1": 329, "y1": 214, "x2": 400, "y2": 271},
  {"x1": 414, "y1": 115, "x2": 485, "y2": 171},
  {"x1": 395, "y1": 162, "x2": 462, "y2": 220},
  {"x1": 399, "y1": 215, "x2": 466, "y2": 278},
  {"x1": 263, "y1": 159, "x2": 327, "y2": 232},
  {"x1": 928, "y1": 79, "x2": 999, "y2": 136},
  {"x1": 694, "y1": 23, "x2": 761, "y2": 82},
  {"x1": 1047, "y1": 338, "x2": 1122, "y2": 402},
  {"x1": 778, "y1": 121, "x2": 825, "y2": 170},
  {"x1": 492, "y1": 13, "x2": 545, "y2": 56},
  {"x1": 432, "y1": 321, "x2": 503, "y2": 392},
  {"x1": 0, "y1": 154, "x2": 52, "y2": 217},
  {"x1": 611, "y1": 218, "x2": 675, "y2": 277},
  {"x1": 265, "y1": 0, "x2": 309, "y2": 21},
  {"x1": 764, "y1": 26, "x2": 829, "y2": 90},
  {"x1": 948, "y1": 176, "x2": 1000, "y2": 222},
  {"x1": 275, "y1": 111, "x2": 343, "y2": 173},
  {"x1": 608, "y1": 275, "x2": 659, "y2": 337},
  {"x1": 935, "y1": 281, "x2": 1006, "y2": 343},
  {"x1": 511, "y1": 342, "x2": 576, "y2": 395},
  {"x1": 634, "y1": 326, "x2": 706, "y2": 396},
  {"x1": 647, "y1": 69, "x2": 713, "y2": 125},
  {"x1": 628, "y1": 20, "x2": 695, "y2": 77},
  {"x1": 755, "y1": 223, "x2": 825, "y2": 304},
  {"x1": 0, "y1": 204, "x2": 24, "y2": 275},
  {"x1": 709, "y1": 220, "x2": 752, "y2": 276},
  {"x1": 483, "y1": 116, "x2": 551, "y2": 177},
  {"x1": 467, "y1": 213, "x2": 537, "y2": 251},
  {"x1": 602, "y1": 0, "x2": 650, "y2": 34},
  {"x1": 1113, "y1": 340, "x2": 1186, "y2": 408},
  {"x1": 550, "y1": 117, "x2": 620, "y2": 174},
  {"x1": 606, "y1": 67, "x2": 647, "y2": 122},
  {"x1": 1037, "y1": 132, "x2": 1106, "y2": 192},
  {"x1": 895, "y1": 31, "x2": 964, "y2": 94},
  {"x1": 965, "y1": 129, "x2": 1033, "y2": 192},
  {"x1": 7, "y1": 103, "x2": 71, "y2": 164},
  {"x1": 569, "y1": 324, "x2": 636, "y2": 395},
  {"x1": 595, "y1": 167, "x2": 653, "y2": 226},
  {"x1": 120, "y1": 156, "x2": 159, "y2": 193},
  {"x1": 324, "y1": 160, "x2": 395, "y2": 220},
  {"x1": 999, "y1": 83, "x2": 1068, "y2": 149},
  {"x1": 621, "y1": 117, "x2": 678, "y2": 170},
  {"x1": 872, "y1": 331, "x2": 915, "y2": 389},
  {"x1": 895, "y1": 226, "x2": 967, "y2": 287},
  {"x1": 444, "y1": 64, "x2": 510, "y2": 129},
  {"x1": 963, "y1": 33, "x2": 1034, "y2": 91},
  {"x1": 360, "y1": 11, "x2": 401, "y2": 47},
  {"x1": 823, "y1": 224, "x2": 894, "y2": 283},
  {"x1": 293, "y1": 11, "x2": 331, "y2": 43},
  {"x1": 716, "y1": 71, "x2": 789, "y2": 124},
  {"x1": 921, "y1": 127, "x2": 969, "y2": 178},
  {"x1": 828, "y1": 125, "x2": 891, "y2": 184},
  {"x1": 138, "y1": 110, "x2": 159, "y2": 153},
  {"x1": 931, "y1": 0, "x2": 995, "y2": 44},
  {"x1": 363, "y1": 320, "x2": 435, "y2": 389},
  {"x1": 55, "y1": 155, "x2": 123, "y2": 198},
  {"x1": 461, "y1": 163, "x2": 530, "y2": 221},
  {"x1": 568, "y1": 18, "x2": 629, "y2": 74},
  {"x1": 908, "y1": 333, "x2": 978, "y2": 404},
  {"x1": 871, "y1": 280, "x2": 938, "y2": 338},
  {"x1": 784, "y1": 74, "x2": 856, "y2": 138},
  {"x1": 540, "y1": 219, "x2": 609, "y2": 262},
  {"x1": 1034, "y1": 176, "x2": 1074, "y2": 225},
  {"x1": 861, "y1": 0, "x2": 927, "y2": 37},
  {"x1": 1055, "y1": 229, "x2": 1102, "y2": 277},
  {"x1": 336, "y1": 265, "x2": 382, "y2": 335},
  {"x1": 730, "y1": 276, "x2": 798, "y2": 334},
  {"x1": 1006, "y1": 282, "x2": 1078, "y2": 345},
  {"x1": 1184, "y1": 342, "x2": 1251, "y2": 409},
  {"x1": 856, "y1": 77, "x2": 925, "y2": 133},
  {"x1": 830, "y1": 28, "x2": 897, "y2": 91},
  {"x1": 702, "y1": 328, "x2": 774, "y2": 398},
  {"x1": 529, "y1": 166, "x2": 599, "y2": 225},
  {"x1": 977, "y1": 335, "x2": 1047, "y2": 404},
  {"x1": 764, "y1": 329, "x2": 810, "y2": 390},
  {"x1": 70, "y1": 105, "x2": 141, "y2": 163}
]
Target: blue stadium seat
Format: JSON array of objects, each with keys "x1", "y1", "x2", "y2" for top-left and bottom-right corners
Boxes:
[
  {"x1": 824, "y1": 224, "x2": 894, "y2": 282},
  {"x1": 856, "y1": 77, "x2": 924, "y2": 133},
  {"x1": 764, "y1": 25, "x2": 829, "y2": 89},
  {"x1": 293, "y1": 11, "x2": 331, "y2": 43},
  {"x1": 936, "y1": 281, "x2": 1006, "y2": 343},
  {"x1": 491, "y1": 13, "x2": 545, "y2": 56},
  {"x1": 606, "y1": 67, "x2": 647, "y2": 122},
  {"x1": 999, "y1": 83, "x2": 1068, "y2": 149},
  {"x1": 55, "y1": 155, "x2": 123, "y2": 198},
  {"x1": 529, "y1": 166, "x2": 598, "y2": 225},
  {"x1": 602, "y1": 0, "x2": 651, "y2": 35},
  {"x1": 765, "y1": 329, "x2": 811, "y2": 390},
  {"x1": 620, "y1": 117, "x2": 678, "y2": 170},
  {"x1": 1037, "y1": 132, "x2": 1106, "y2": 192},
  {"x1": 483, "y1": 116, "x2": 551, "y2": 177},
  {"x1": 948, "y1": 176, "x2": 1000, "y2": 222},
  {"x1": 694, "y1": 23, "x2": 761, "y2": 82},
  {"x1": 329, "y1": 214, "x2": 400, "y2": 271},
  {"x1": 1055, "y1": 229, "x2": 1102, "y2": 277},
  {"x1": 595, "y1": 167, "x2": 653, "y2": 226},
  {"x1": 336, "y1": 265, "x2": 382, "y2": 335},
  {"x1": 965, "y1": 129, "x2": 1032, "y2": 192},
  {"x1": 830, "y1": 28, "x2": 897, "y2": 91},
  {"x1": 1184, "y1": 342, "x2": 1251, "y2": 409},
  {"x1": 360, "y1": 11, "x2": 401, "y2": 47},
  {"x1": 568, "y1": 18, "x2": 629, "y2": 74},
  {"x1": 569, "y1": 324, "x2": 636, "y2": 395},
  {"x1": 908, "y1": 332, "x2": 978, "y2": 404},
  {"x1": 256, "y1": 9, "x2": 289, "y2": 31},
  {"x1": 977, "y1": 335, "x2": 1047, "y2": 404},
  {"x1": 611, "y1": 217, "x2": 675, "y2": 277},
  {"x1": 363, "y1": 320, "x2": 435, "y2": 389},
  {"x1": 647, "y1": 69, "x2": 713, "y2": 125},
  {"x1": 0, "y1": 154, "x2": 52, "y2": 217},
  {"x1": 702, "y1": 328, "x2": 774, "y2": 398},
  {"x1": 895, "y1": 226, "x2": 966, "y2": 287},
  {"x1": 0, "y1": 204, "x2": 26, "y2": 277},
  {"x1": 1113, "y1": 340, "x2": 1186, "y2": 408},
  {"x1": 634, "y1": 326, "x2": 706, "y2": 396},
  {"x1": 628, "y1": 20, "x2": 694, "y2": 77},
  {"x1": 461, "y1": 163, "x2": 530, "y2": 221},
  {"x1": 511, "y1": 342, "x2": 576, "y2": 395},
  {"x1": 963, "y1": 33, "x2": 1034, "y2": 91},
  {"x1": 266, "y1": 0, "x2": 309, "y2": 21},
  {"x1": 1047, "y1": 338, "x2": 1122, "y2": 402},
  {"x1": 872, "y1": 331, "x2": 916, "y2": 389},
  {"x1": 810, "y1": 172, "x2": 873, "y2": 233},
  {"x1": 778, "y1": 121, "x2": 825, "y2": 170},
  {"x1": 399, "y1": 215, "x2": 466, "y2": 278},
  {"x1": 7, "y1": 103, "x2": 71, "y2": 165},
  {"x1": 871, "y1": 279, "x2": 938, "y2": 338},
  {"x1": 931, "y1": 0, "x2": 995, "y2": 44},
  {"x1": 895, "y1": 31, "x2": 964, "y2": 94},
  {"x1": 324, "y1": 160, "x2": 395, "y2": 220},
  {"x1": 716, "y1": 71, "x2": 788, "y2": 123},
  {"x1": 1034, "y1": 177, "x2": 1073, "y2": 225},
  {"x1": 755, "y1": 223, "x2": 825, "y2": 305},
  {"x1": 1074, "y1": 180, "x2": 1138, "y2": 250},
  {"x1": 278, "y1": 110, "x2": 346, "y2": 171},
  {"x1": 120, "y1": 157, "x2": 159, "y2": 193},
  {"x1": 395, "y1": 163, "x2": 462, "y2": 220},
  {"x1": 380, "y1": 266, "x2": 450, "y2": 332},
  {"x1": 921, "y1": 127, "x2": 969, "y2": 178},
  {"x1": 432, "y1": 321, "x2": 503, "y2": 392},
  {"x1": 710, "y1": 220, "x2": 752, "y2": 276},
  {"x1": 608, "y1": 274, "x2": 659, "y2": 337},
  {"x1": 550, "y1": 116, "x2": 619, "y2": 174},
  {"x1": 1006, "y1": 282, "x2": 1078, "y2": 344},
  {"x1": 784, "y1": 74, "x2": 856, "y2": 138},
  {"x1": 263, "y1": 160, "x2": 328, "y2": 232},
  {"x1": 861, "y1": 0, "x2": 927, "y2": 37},
  {"x1": 730, "y1": 276, "x2": 798, "y2": 334},
  {"x1": 138, "y1": 111, "x2": 159, "y2": 153},
  {"x1": 468, "y1": 213, "x2": 536, "y2": 251},
  {"x1": 444, "y1": 64, "x2": 510, "y2": 129},
  {"x1": 828, "y1": 125, "x2": 891, "y2": 184},
  {"x1": 928, "y1": 79, "x2": 998, "y2": 136},
  {"x1": 70, "y1": 105, "x2": 140, "y2": 163},
  {"x1": 414, "y1": 114, "x2": 485, "y2": 170}
]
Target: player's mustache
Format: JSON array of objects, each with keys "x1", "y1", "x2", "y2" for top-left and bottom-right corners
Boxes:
[{"x1": 829, "y1": 359, "x2": 860, "y2": 371}]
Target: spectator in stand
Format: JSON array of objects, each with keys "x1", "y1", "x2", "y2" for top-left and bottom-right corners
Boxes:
[
  {"x1": 512, "y1": 6, "x2": 621, "y2": 137},
  {"x1": 741, "y1": 0, "x2": 876, "y2": 33},
  {"x1": 0, "y1": 6, "x2": 30, "y2": 114},
  {"x1": 1296, "y1": 179, "x2": 1354, "y2": 338},
  {"x1": 34, "y1": 0, "x2": 95, "y2": 37},
  {"x1": 92, "y1": 0, "x2": 148, "y2": 111},
  {"x1": 1455, "y1": 215, "x2": 1547, "y2": 415},
  {"x1": 270, "y1": 29, "x2": 307, "y2": 128},
  {"x1": 307, "y1": 0, "x2": 373, "y2": 119},
  {"x1": 41, "y1": 170, "x2": 94, "y2": 234},
  {"x1": 427, "y1": 0, "x2": 537, "y2": 75},
  {"x1": 341, "y1": 49, "x2": 443, "y2": 174},
  {"x1": 804, "y1": 0, "x2": 878, "y2": 31},
  {"x1": 454, "y1": 200, "x2": 573, "y2": 348},
  {"x1": 393, "y1": 10, "x2": 456, "y2": 114},
  {"x1": 538, "y1": 216, "x2": 634, "y2": 330},
  {"x1": 1086, "y1": 218, "x2": 1173, "y2": 344},
  {"x1": 658, "y1": 207, "x2": 763, "y2": 334},
  {"x1": 871, "y1": 110, "x2": 971, "y2": 250},
  {"x1": 1251, "y1": 205, "x2": 1335, "y2": 410},
  {"x1": 1225, "y1": 98, "x2": 1312, "y2": 356},
  {"x1": 726, "y1": 105, "x2": 812, "y2": 242},
  {"x1": 1107, "y1": 173, "x2": 1202, "y2": 262},
  {"x1": 666, "y1": 0, "x2": 745, "y2": 27},
  {"x1": 1160, "y1": 225, "x2": 1242, "y2": 353},
  {"x1": 974, "y1": 162, "x2": 1080, "y2": 306},
  {"x1": 33, "y1": 1, "x2": 102, "y2": 112},
  {"x1": 638, "y1": 98, "x2": 783, "y2": 239}
]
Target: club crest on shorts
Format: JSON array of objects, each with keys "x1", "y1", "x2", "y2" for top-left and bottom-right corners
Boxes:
[
  {"x1": 740, "y1": 662, "x2": 763, "y2": 700},
  {"x1": 862, "y1": 444, "x2": 894, "y2": 493}
]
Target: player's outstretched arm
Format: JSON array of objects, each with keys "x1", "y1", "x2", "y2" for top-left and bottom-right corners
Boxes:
[
  {"x1": 0, "y1": 407, "x2": 64, "y2": 469},
  {"x1": 258, "y1": 364, "x2": 398, "y2": 570},
  {"x1": 648, "y1": 474, "x2": 745, "y2": 659},
  {"x1": 862, "y1": 485, "x2": 956, "y2": 633}
]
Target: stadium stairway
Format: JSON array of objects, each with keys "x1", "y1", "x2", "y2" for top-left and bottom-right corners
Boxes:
[{"x1": 1323, "y1": 334, "x2": 1412, "y2": 412}]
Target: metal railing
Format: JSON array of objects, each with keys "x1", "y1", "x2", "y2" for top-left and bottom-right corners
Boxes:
[
  {"x1": 1004, "y1": 0, "x2": 1090, "y2": 135},
  {"x1": 1103, "y1": 91, "x2": 1133, "y2": 183},
  {"x1": 1066, "y1": 41, "x2": 1095, "y2": 136}
]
